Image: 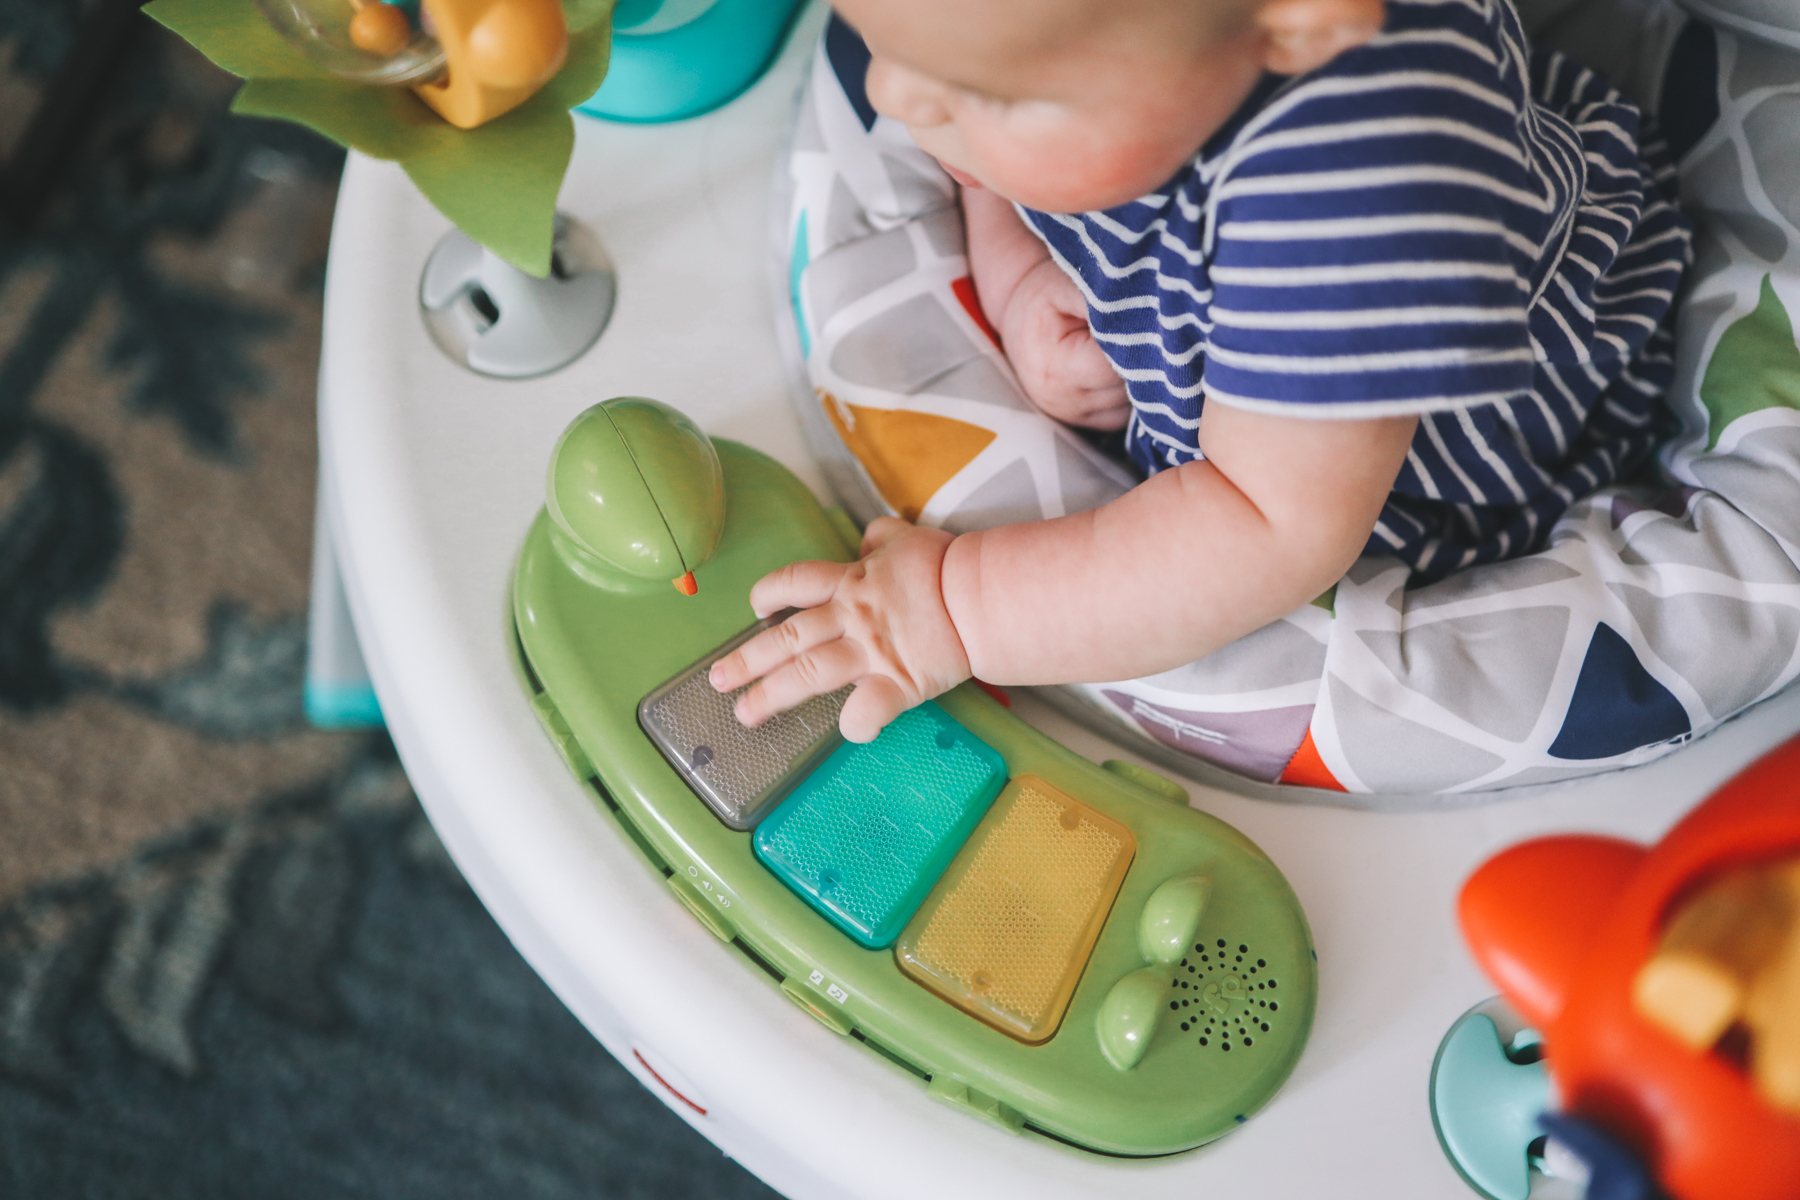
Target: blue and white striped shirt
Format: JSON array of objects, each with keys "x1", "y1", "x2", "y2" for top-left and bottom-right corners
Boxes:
[{"x1": 1023, "y1": 0, "x2": 1691, "y2": 581}]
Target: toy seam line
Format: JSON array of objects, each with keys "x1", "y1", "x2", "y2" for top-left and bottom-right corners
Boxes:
[{"x1": 600, "y1": 403, "x2": 691, "y2": 576}]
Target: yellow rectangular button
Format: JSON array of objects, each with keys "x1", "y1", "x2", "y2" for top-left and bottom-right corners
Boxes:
[{"x1": 895, "y1": 775, "x2": 1135, "y2": 1044}]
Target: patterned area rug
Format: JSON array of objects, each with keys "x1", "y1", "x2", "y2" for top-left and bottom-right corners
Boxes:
[{"x1": 0, "y1": 7, "x2": 778, "y2": 1196}]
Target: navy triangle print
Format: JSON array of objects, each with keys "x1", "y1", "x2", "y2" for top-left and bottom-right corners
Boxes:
[
  {"x1": 1658, "y1": 19, "x2": 1718, "y2": 164},
  {"x1": 825, "y1": 14, "x2": 877, "y2": 131},
  {"x1": 1548, "y1": 623, "x2": 1691, "y2": 760}
]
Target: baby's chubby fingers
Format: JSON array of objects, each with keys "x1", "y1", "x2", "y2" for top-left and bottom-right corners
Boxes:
[
  {"x1": 746, "y1": 558, "x2": 852, "y2": 620},
  {"x1": 839, "y1": 677, "x2": 908, "y2": 744},
  {"x1": 708, "y1": 517, "x2": 969, "y2": 741},
  {"x1": 859, "y1": 515, "x2": 914, "y2": 556},
  {"x1": 707, "y1": 605, "x2": 841, "y2": 693},
  {"x1": 732, "y1": 638, "x2": 865, "y2": 728}
]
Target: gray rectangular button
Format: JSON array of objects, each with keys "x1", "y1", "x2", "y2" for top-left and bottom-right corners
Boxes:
[{"x1": 639, "y1": 615, "x2": 851, "y2": 831}]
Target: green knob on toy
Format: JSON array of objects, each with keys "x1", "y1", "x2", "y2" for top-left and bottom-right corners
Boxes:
[
  {"x1": 1138, "y1": 875, "x2": 1212, "y2": 964},
  {"x1": 545, "y1": 397, "x2": 725, "y2": 594},
  {"x1": 1096, "y1": 965, "x2": 1170, "y2": 1072}
]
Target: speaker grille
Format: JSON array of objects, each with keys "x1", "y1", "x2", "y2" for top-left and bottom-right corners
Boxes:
[
  {"x1": 897, "y1": 776, "x2": 1134, "y2": 1043},
  {"x1": 1168, "y1": 937, "x2": 1284, "y2": 1053}
]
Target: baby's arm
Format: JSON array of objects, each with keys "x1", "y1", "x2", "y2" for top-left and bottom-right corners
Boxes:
[
  {"x1": 711, "y1": 402, "x2": 1418, "y2": 741},
  {"x1": 962, "y1": 187, "x2": 1131, "y2": 431}
]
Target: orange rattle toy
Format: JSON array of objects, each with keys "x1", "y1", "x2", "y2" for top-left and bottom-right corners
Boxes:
[
  {"x1": 411, "y1": 0, "x2": 567, "y2": 128},
  {"x1": 254, "y1": 0, "x2": 568, "y2": 129}
]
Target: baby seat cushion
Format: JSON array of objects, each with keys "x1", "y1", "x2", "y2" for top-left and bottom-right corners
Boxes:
[{"x1": 774, "y1": 2, "x2": 1800, "y2": 806}]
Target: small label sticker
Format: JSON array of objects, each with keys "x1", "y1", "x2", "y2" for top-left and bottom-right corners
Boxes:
[{"x1": 804, "y1": 968, "x2": 847, "y2": 1005}]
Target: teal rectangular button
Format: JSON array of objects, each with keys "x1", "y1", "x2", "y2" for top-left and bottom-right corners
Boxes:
[{"x1": 753, "y1": 701, "x2": 1007, "y2": 948}]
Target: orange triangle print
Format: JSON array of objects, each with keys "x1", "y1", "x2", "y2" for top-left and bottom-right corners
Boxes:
[
  {"x1": 1279, "y1": 728, "x2": 1346, "y2": 791},
  {"x1": 821, "y1": 392, "x2": 997, "y2": 522}
]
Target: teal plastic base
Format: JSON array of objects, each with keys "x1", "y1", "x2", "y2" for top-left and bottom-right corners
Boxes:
[
  {"x1": 577, "y1": 0, "x2": 808, "y2": 123},
  {"x1": 305, "y1": 681, "x2": 386, "y2": 729},
  {"x1": 1430, "y1": 1001, "x2": 1550, "y2": 1200}
]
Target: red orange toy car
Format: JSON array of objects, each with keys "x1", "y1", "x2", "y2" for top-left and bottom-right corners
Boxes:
[{"x1": 1459, "y1": 736, "x2": 1800, "y2": 1200}]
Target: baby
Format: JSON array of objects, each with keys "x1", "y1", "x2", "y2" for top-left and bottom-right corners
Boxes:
[{"x1": 711, "y1": 0, "x2": 1690, "y2": 742}]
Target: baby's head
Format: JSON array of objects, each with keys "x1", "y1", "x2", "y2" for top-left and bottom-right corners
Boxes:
[{"x1": 835, "y1": 0, "x2": 1384, "y2": 212}]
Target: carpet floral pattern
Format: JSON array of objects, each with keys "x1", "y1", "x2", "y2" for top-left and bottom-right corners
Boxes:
[{"x1": 0, "y1": 5, "x2": 777, "y2": 1195}]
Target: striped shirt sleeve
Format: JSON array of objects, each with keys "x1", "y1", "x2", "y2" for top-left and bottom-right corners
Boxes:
[{"x1": 1199, "y1": 51, "x2": 1545, "y2": 416}]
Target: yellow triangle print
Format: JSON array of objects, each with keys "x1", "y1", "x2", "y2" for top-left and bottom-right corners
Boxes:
[{"x1": 821, "y1": 392, "x2": 997, "y2": 522}]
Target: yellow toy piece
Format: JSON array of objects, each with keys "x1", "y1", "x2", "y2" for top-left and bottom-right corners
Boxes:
[
  {"x1": 1747, "y1": 863, "x2": 1800, "y2": 1115},
  {"x1": 412, "y1": 0, "x2": 568, "y2": 129},
  {"x1": 348, "y1": 1, "x2": 411, "y2": 54},
  {"x1": 1631, "y1": 865, "x2": 1794, "y2": 1049},
  {"x1": 1630, "y1": 856, "x2": 1800, "y2": 1115}
]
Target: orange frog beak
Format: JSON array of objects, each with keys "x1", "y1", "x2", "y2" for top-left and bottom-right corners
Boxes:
[{"x1": 673, "y1": 571, "x2": 698, "y2": 596}]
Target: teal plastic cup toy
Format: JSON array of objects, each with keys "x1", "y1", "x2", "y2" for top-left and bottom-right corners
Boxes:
[
  {"x1": 579, "y1": 0, "x2": 808, "y2": 122},
  {"x1": 512, "y1": 397, "x2": 1319, "y2": 1153}
]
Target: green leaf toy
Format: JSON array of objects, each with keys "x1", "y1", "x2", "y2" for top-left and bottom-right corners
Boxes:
[{"x1": 147, "y1": 0, "x2": 616, "y2": 276}]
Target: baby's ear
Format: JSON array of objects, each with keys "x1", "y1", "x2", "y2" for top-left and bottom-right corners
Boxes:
[{"x1": 1256, "y1": 0, "x2": 1384, "y2": 76}]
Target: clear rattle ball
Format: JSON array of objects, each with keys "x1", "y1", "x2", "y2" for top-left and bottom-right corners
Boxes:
[{"x1": 253, "y1": 0, "x2": 447, "y2": 86}]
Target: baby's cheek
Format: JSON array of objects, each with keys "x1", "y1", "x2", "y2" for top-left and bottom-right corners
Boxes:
[{"x1": 982, "y1": 117, "x2": 1197, "y2": 213}]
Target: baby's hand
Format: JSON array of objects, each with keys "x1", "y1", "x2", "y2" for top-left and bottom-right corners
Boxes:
[
  {"x1": 999, "y1": 260, "x2": 1132, "y2": 431},
  {"x1": 708, "y1": 517, "x2": 971, "y2": 743},
  {"x1": 961, "y1": 185, "x2": 1129, "y2": 431}
]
